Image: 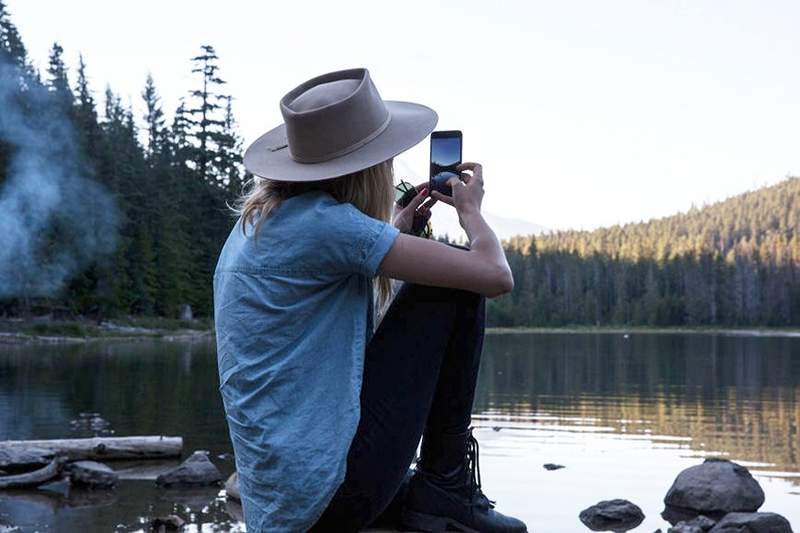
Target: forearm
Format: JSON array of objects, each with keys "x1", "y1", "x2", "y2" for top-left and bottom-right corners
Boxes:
[{"x1": 460, "y1": 209, "x2": 510, "y2": 272}]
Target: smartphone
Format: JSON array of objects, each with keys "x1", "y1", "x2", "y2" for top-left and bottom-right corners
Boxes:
[{"x1": 429, "y1": 130, "x2": 462, "y2": 196}]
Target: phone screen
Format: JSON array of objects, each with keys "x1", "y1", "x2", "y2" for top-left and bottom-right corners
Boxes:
[{"x1": 429, "y1": 131, "x2": 462, "y2": 196}]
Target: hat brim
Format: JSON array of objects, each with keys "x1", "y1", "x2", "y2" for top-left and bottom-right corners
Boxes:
[{"x1": 243, "y1": 101, "x2": 438, "y2": 182}]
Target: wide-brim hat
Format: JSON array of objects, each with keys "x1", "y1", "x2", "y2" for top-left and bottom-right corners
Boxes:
[{"x1": 243, "y1": 67, "x2": 438, "y2": 182}]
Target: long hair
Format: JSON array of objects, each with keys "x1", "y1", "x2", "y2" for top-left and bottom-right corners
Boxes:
[{"x1": 233, "y1": 158, "x2": 396, "y2": 311}]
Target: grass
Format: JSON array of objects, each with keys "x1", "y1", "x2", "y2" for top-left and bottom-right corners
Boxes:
[
  {"x1": 113, "y1": 316, "x2": 213, "y2": 331},
  {"x1": 25, "y1": 321, "x2": 89, "y2": 337},
  {"x1": 6, "y1": 316, "x2": 214, "y2": 340}
]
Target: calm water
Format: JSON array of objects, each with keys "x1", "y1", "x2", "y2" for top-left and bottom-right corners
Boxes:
[{"x1": 0, "y1": 332, "x2": 798, "y2": 532}]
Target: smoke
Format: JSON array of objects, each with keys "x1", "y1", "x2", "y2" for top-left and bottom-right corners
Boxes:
[{"x1": 0, "y1": 58, "x2": 118, "y2": 299}]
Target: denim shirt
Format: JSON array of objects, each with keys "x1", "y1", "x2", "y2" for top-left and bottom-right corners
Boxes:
[{"x1": 213, "y1": 190, "x2": 400, "y2": 532}]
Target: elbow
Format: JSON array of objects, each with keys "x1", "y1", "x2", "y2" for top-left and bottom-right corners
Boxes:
[{"x1": 485, "y1": 266, "x2": 514, "y2": 298}]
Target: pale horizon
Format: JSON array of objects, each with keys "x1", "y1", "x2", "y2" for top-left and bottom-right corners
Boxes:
[{"x1": 7, "y1": 0, "x2": 800, "y2": 231}]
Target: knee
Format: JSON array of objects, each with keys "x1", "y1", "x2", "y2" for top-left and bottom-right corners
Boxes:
[{"x1": 400, "y1": 281, "x2": 484, "y2": 306}]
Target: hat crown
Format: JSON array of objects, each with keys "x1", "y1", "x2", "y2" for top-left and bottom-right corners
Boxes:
[
  {"x1": 287, "y1": 79, "x2": 360, "y2": 113},
  {"x1": 279, "y1": 68, "x2": 391, "y2": 164}
]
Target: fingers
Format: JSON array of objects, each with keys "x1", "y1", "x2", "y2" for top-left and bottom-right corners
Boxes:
[
  {"x1": 456, "y1": 162, "x2": 483, "y2": 186},
  {"x1": 456, "y1": 162, "x2": 482, "y2": 174},
  {"x1": 431, "y1": 190, "x2": 455, "y2": 206},
  {"x1": 417, "y1": 197, "x2": 437, "y2": 218},
  {"x1": 420, "y1": 197, "x2": 437, "y2": 210},
  {"x1": 406, "y1": 186, "x2": 428, "y2": 210},
  {"x1": 446, "y1": 176, "x2": 463, "y2": 188}
]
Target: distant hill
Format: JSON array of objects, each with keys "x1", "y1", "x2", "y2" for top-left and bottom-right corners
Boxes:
[
  {"x1": 490, "y1": 177, "x2": 800, "y2": 328},
  {"x1": 431, "y1": 207, "x2": 547, "y2": 242}
]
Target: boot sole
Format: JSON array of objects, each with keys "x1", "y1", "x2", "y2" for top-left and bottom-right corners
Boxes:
[{"x1": 400, "y1": 509, "x2": 481, "y2": 533}]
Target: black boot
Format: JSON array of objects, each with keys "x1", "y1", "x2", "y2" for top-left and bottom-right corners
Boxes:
[{"x1": 400, "y1": 427, "x2": 528, "y2": 533}]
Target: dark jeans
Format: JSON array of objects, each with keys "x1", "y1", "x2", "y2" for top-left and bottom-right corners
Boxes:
[{"x1": 308, "y1": 276, "x2": 486, "y2": 532}]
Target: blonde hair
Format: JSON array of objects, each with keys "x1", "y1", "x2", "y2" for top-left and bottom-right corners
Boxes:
[{"x1": 234, "y1": 158, "x2": 396, "y2": 311}]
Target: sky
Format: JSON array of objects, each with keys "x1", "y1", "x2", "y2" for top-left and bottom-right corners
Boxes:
[{"x1": 7, "y1": 0, "x2": 800, "y2": 231}]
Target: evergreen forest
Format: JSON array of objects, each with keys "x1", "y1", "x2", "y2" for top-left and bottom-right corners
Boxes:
[{"x1": 2, "y1": 2, "x2": 798, "y2": 328}]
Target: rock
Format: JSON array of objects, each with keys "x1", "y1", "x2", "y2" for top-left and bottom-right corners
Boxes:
[
  {"x1": 178, "y1": 304, "x2": 193, "y2": 321},
  {"x1": 543, "y1": 463, "x2": 565, "y2": 471},
  {"x1": 664, "y1": 458, "x2": 765, "y2": 514},
  {"x1": 225, "y1": 471, "x2": 240, "y2": 500},
  {"x1": 67, "y1": 460, "x2": 118, "y2": 488},
  {"x1": 708, "y1": 512, "x2": 793, "y2": 532},
  {"x1": 151, "y1": 514, "x2": 185, "y2": 531},
  {"x1": 662, "y1": 506, "x2": 726, "y2": 526},
  {"x1": 669, "y1": 515, "x2": 717, "y2": 533},
  {"x1": 155, "y1": 450, "x2": 221, "y2": 487},
  {"x1": 0, "y1": 447, "x2": 54, "y2": 474},
  {"x1": 579, "y1": 499, "x2": 645, "y2": 531},
  {"x1": 670, "y1": 523, "x2": 703, "y2": 533}
]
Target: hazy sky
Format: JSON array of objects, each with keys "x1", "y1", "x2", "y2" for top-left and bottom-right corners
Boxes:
[{"x1": 7, "y1": 0, "x2": 800, "y2": 230}]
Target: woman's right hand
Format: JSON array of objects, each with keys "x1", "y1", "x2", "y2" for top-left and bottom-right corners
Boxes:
[
  {"x1": 431, "y1": 162, "x2": 484, "y2": 222},
  {"x1": 378, "y1": 159, "x2": 513, "y2": 298}
]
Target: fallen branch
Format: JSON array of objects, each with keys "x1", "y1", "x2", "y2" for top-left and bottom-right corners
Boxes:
[
  {"x1": 0, "y1": 457, "x2": 66, "y2": 489},
  {"x1": 0, "y1": 436, "x2": 183, "y2": 462}
]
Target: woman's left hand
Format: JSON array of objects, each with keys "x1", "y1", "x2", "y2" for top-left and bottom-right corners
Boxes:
[{"x1": 393, "y1": 182, "x2": 437, "y2": 235}]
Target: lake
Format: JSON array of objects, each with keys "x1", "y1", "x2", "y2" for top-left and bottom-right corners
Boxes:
[{"x1": 1, "y1": 332, "x2": 798, "y2": 532}]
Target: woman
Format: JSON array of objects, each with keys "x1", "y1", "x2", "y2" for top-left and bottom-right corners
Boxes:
[{"x1": 214, "y1": 67, "x2": 528, "y2": 533}]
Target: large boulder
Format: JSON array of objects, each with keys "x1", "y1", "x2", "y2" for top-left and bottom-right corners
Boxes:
[
  {"x1": 67, "y1": 460, "x2": 118, "y2": 489},
  {"x1": 664, "y1": 459, "x2": 764, "y2": 514},
  {"x1": 669, "y1": 515, "x2": 717, "y2": 533},
  {"x1": 224, "y1": 471, "x2": 240, "y2": 500},
  {"x1": 579, "y1": 499, "x2": 645, "y2": 531},
  {"x1": 156, "y1": 450, "x2": 222, "y2": 487},
  {"x1": 709, "y1": 512, "x2": 793, "y2": 532}
]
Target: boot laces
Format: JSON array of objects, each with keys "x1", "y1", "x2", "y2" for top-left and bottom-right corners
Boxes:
[{"x1": 466, "y1": 427, "x2": 496, "y2": 509}]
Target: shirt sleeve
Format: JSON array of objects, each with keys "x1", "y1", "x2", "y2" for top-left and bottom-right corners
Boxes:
[{"x1": 327, "y1": 202, "x2": 400, "y2": 277}]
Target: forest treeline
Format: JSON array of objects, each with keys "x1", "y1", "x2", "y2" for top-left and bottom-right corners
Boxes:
[
  {"x1": 2, "y1": 2, "x2": 798, "y2": 327},
  {"x1": 0, "y1": 1, "x2": 244, "y2": 318},
  {"x1": 489, "y1": 177, "x2": 800, "y2": 327}
]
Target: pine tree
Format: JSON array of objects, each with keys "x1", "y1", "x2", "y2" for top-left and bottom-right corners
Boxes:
[
  {"x1": 46, "y1": 42, "x2": 74, "y2": 114},
  {"x1": 0, "y1": 0, "x2": 32, "y2": 75},
  {"x1": 215, "y1": 94, "x2": 245, "y2": 197},
  {"x1": 187, "y1": 44, "x2": 227, "y2": 185},
  {"x1": 141, "y1": 73, "x2": 166, "y2": 159}
]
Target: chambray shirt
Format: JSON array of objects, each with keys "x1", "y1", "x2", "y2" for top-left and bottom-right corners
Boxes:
[{"x1": 213, "y1": 190, "x2": 400, "y2": 532}]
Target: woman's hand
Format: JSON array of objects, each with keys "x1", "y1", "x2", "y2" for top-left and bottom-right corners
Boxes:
[
  {"x1": 379, "y1": 161, "x2": 513, "y2": 298},
  {"x1": 430, "y1": 162, "x2": 484, "y2": 226},
  {"x1": 393, "y1": 183, "x2": 437, "y2": 235}
]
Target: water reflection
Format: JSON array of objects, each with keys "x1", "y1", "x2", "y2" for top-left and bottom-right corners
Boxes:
[
  {"x1": 476, "y1": 333, "x2": 800, "y2": 481},
  {"x1": 470, "y1": 332, "x2": 800, "y2": 531},
  {"x1": 0, "y1": 333, "x2": 797, "y2": 531}
]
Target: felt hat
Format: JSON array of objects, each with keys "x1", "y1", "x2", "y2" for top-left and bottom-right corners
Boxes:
[{"x1": 243, "y1": 67, "x2": 438, "y2": 181}]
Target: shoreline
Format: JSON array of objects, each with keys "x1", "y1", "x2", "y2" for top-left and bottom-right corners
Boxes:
[
  {"x1": 0, "y1": 317, "x2": 215, "y2": 345},
  {"x1": 486, "y1": 326, "x2": 800, "y2": 338},
  {"x1": 0, "y1": 329, "x2": 215, "y2": 345},
  {"x1": 4, "y1": 319, "x2": 800, "y2": 345}
]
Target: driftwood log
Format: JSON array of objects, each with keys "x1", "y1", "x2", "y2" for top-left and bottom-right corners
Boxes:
[
  {"x1": 0, "y1": 436, "x2": 183, "y2": 462},
  {"x1": 0, "y1": 457, "x2": 67, "y2": 489}
]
